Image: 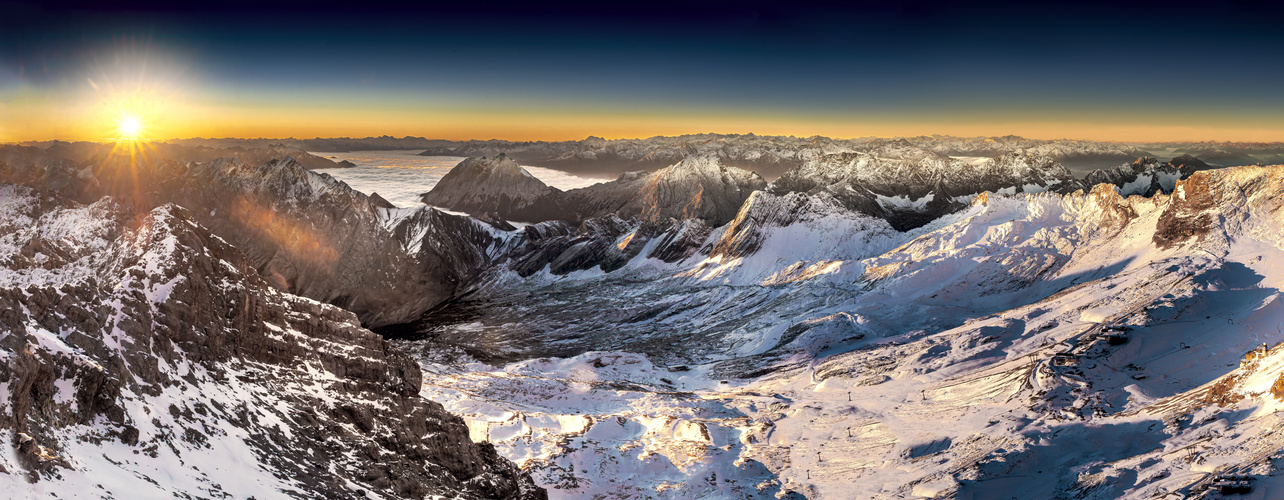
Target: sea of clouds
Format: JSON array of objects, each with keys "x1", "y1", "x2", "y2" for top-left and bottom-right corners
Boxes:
[{"x1": 312, "y1": 150, "x2": 606, "y2": 208}]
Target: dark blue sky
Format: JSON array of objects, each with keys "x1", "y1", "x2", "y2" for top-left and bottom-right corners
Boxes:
[{"x1": 5, "y1": 1, "x2": 1284, "y2": 141}]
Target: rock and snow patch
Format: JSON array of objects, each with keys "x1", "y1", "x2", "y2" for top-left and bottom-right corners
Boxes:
[{"x1": 0, "y1": 188, "x2": 543, "y2": 499}]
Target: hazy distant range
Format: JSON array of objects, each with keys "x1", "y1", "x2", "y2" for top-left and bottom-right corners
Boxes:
[{"x1": 168, "y1": 133, "x2": 1284, "y2": 180}]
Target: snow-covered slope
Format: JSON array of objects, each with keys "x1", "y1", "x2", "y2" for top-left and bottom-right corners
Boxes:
[
  {"x1": 391, "y1": 164, "x2": 1284, "y2": 499},
  {"x1": 0, "y1": 186, "x2": 544, "y2": 498},
  {"x1": 10, "y1": 136, "x2": 1284, "y2": 499},
  {"x1": 768, "y1": 148, "x2": 1075, "y2": 230}
]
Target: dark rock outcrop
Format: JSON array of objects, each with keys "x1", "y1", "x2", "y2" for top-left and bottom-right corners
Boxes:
[
  {"x1": 1082, "y1": 157, "x2": 1184, "y2": 197},
  {"x1": 502, "y1": 215, "x2": 717, "y2": 277},
  {"x1": 1080, "y1": 155, "x2": 1217, "y2": 198},
  {"x1": 420, "y1": 153, "x2": 568, "y2": 222},
  {"x1": 0, "y1": 188, "x2": 544, "y2": 498},
  {"x1": 769, "y1": 149, "x2": 1075, "y2": 231},
  {"x1": 1, "y1": 152, "x2": 503, "y2": 328},
  {"x1": 1153, "y1": 172, "x2": 1217, "y2": 248},
  {"x1": 423, "y1": 154, "x2": 765, "y2": 227},
  {"x1": 1166, "y1": 153, "x2": 1212, "y2": 176}
]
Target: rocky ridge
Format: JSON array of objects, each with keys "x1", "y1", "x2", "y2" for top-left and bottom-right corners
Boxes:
[
  {"x1": 0, "y1": 186, "x2": 544, "y2": 498},
  {"x1": 422, "y1": 154, "x2": 765, "y2": 227},
  {"x1": 394, "y1": 163, "x2": 1284, "y2": 498},
  {"x1": 1, "y1": 153, "x2": 504, "y2": 328},
  {"x1": 767, "y1": 149, "x2": 1075, "y2": 230}
]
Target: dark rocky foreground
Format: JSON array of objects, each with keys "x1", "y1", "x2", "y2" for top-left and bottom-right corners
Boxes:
[
  {"x1": 0, "y1": 143, "x2": 544, "y2": 498},
  {"x1": 0, "y1": 186, "x2": 544, "y2": 498}
]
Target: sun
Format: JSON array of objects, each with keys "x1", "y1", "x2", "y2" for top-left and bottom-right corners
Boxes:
[{"x1": 117, "y1": 114, "x2": 145, "y2": 140}]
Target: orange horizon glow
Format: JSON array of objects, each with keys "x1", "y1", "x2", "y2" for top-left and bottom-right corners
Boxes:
[
  {"x1": 7, "y1": 70, "x2": 1284, "y2": 145},
  {"x1": 10, "y1": 111, "x2": 1284, "y2": 145}
]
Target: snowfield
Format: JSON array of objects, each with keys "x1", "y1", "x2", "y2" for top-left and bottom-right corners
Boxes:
[
  {"x1": 399, "y1": 164, "x2": 1284, "y2": 499},
  {"x1": 7, "y1": 141, "x2": 1284, "y2": 500}
]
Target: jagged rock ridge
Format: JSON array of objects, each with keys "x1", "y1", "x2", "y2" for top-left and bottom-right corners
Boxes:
[
  {"x1": 0, "y1": 186, "x2": 544, "y2": 498},
  {"x1": 421, "y1": 154, "x2": 765, "y2": 226},
  {"x1": 1, "y1": 153, "x2": 503, "y2": 328}
]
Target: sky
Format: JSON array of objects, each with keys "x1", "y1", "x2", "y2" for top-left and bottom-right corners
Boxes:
[{"x1": 3, "y1": 0, "x2": 1284, "y2": 143}]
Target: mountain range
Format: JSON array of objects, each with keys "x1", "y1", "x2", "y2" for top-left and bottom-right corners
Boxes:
[
  {"x1": 125, "y1": 133, "x2": 1284, "y2": 180},
  {"x1": 4, "y1": 138, "x2": 1284, "y2": 498},
  {"x1": 420, "y1": 144, "x2": 1214, "y2": 231}
]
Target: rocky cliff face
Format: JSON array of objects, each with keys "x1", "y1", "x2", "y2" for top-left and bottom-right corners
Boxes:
[
  {"x1": 1082, "y1": 156, "x2": 1185, "y2": 197},
  {"x1": 423, "y1": 154, "x2": 765, "y2": 227},
  {"x1": 168, "y1": 157, "x2": 503, "y2": 328},
  {"x1": 768, "y1": 149, "x2": 1075, "y2": 230},
  {"x1": 569, "y1": 155, "x2": 766, "y2": 226},
  {"x1": 0, "y1": 186, "x2": 544, "y2": 498},
  {"x1": 1079, "y1": 154, "x2": 1221, "y2": 198},
  {"x1": 1, "y1": 153, "x2": 503, "y2": 329}
]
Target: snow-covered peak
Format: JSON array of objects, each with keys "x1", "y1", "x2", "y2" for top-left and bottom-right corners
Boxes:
[{"x1": 594, "y1": 154, "x2": 767, "y2": 225}]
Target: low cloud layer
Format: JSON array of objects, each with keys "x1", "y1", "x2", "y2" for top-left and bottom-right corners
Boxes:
[{"x1": 313, "y1": 151, "x2": 604, "y2": 208}]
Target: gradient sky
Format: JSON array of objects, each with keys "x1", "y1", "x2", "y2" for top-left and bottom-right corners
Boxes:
[{"x1": 3, "y1": 0, "x2": 1284, "y2": 143}]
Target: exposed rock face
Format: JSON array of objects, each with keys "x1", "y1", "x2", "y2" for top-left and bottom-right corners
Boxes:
[
  {"x1": 769, "y1": 149, "x2": 1074, "y2": 230},
  {"x1": 1082, "y1": 156, "x2": 1188, "y2": 197},
  {"x1": 421, "y1": 153, "x2": 568, "y2": 222},
  {"x1": 646, "y1": 218, "x2": 713, "y2": 263},
  {"x1": 1152, "y1": 171, "x2": 1219, "y2": 248},
  {"x1": 710, "y1": 190, "x2": 894, "y2": 259},
  {"x1": 167, "y1": 157, "x2": 502, "y2": 328},
  {"x1": 1165, "y1": 153, "x2": 1212, "y2": 175},
  {"x1": 0, "y1": 187, "x2": 544, "y2": 498},
  {"x1": 567, "y1": 155, "x2": 766, "y2": 226},
  {"x1": 506, "y1": 216, "x2": 650, "y2": 277},
  {"x1": 424, "y1": 154, "x2": 765, "y2": 227},
  {"x1": 2, "y1": 153, "x2": 503, "y2": 328},
  {"x1": 1073, "y1": 153, "x2": 1225, "y2": 200}
]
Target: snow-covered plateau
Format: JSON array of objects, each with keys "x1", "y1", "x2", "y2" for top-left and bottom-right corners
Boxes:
[{"x1": 3, "y1": 141, "x2": 1284, "y2": 500}]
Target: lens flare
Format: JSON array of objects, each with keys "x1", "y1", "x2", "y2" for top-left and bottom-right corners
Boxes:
[{"x1": 118, "y1": 113, "x2": 144, "y2": 140}]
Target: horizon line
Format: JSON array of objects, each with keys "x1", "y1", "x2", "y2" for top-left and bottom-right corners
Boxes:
[{"x1": 8, "y1": 131, "x2": 1284, "y2": 146}]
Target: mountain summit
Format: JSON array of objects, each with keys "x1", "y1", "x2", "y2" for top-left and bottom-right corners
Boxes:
[
  {"x1": 422, "y1": 154, "x2": 764, "y2": 226},
  {"x1": 421, "y1": 153, "x2": 567, "y2": 221}
]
